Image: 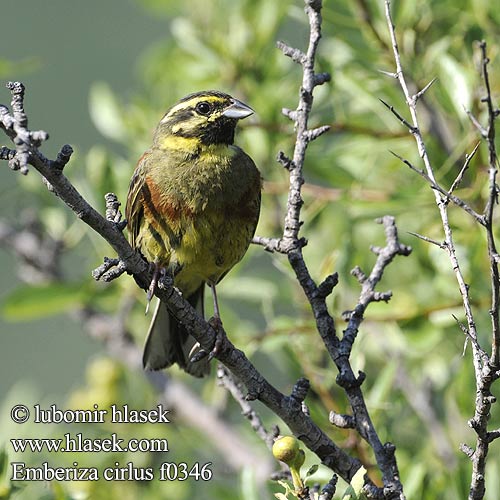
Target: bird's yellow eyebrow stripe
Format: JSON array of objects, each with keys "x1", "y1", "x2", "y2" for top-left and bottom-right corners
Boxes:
[{"x1": 161, "y1": 95, "x2": 226, "y2": 123}]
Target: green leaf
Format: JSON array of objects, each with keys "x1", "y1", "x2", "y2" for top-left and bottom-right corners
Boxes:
[
  {"x1": 342, "y1": 466, "x2": 367, "y2": 499},
  {"x1": 305, "y1": 464, "x2": 319, "y2": 477},
  {"x1": 274, "y1": 494, "x2": 289, "y2": 500},
  {"x1": 2, "y1": 283, "x2": 88, "y2": 321},
  {"x1": 89, "y1": 82, "x2": 127, "y2": 142}
]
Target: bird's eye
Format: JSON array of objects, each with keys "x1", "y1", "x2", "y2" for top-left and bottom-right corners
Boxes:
[{"x1": 195, "y1": 101, "x2": 211, "y2": 115}]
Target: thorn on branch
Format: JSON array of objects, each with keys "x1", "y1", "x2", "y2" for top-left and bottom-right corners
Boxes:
[
  {"x1": 251, "y1": 235, "x2": 286, "y2": 254},
  {"x1": 389, "y1": 149, "x2": 421, "y2": 173},
  {"x1": 378, "y1": 69, "x2": 399, "y2": 79},
  {"x1": 460, "y1": 443, "x2": 475, "y2": 459},
  {"x1": 351, "y1": 265, "x2": 367, "y2": 284},
  {"x1": 484, "y1": 394, "x2": 496, "y2": 405},
  {"x1": 290, "y1": 377, "x2": 310, "y2": 403},
  {"x1": 0, "y1": 146, "x2": 16, "y2": 161},
  {"x1": 372, "y1": 290, "x2": 392, "y2": 302},
  {"x1": 413, "y1": 77, "x2": 437, "y2": 102},
  {"x1": 276, "y1": 40, "x2": 307, "y2": 65},
  {"x1": 336, "y1": 369, "x2": 366, "y2": 389},
  {"x1": 314, "y1": 72, "x2": 331, "y2": 86},
  {"x1": 277, "y1": 150, "x2": 294, "y2": 170},
  {"x1": 356, "y1": 371, "x2": 366, "y2": 386},
  {"x1": 304, "y1": 125, "x2": 330, "y2": 142},
  {"x1": 362, "y1": 483, "x2": 385, "y2": 499},
  {"x1": 318, "y1": 475, "x2": 338, "y2": 500},
  {"x1": 6, "y1": 81, "x2": 27, "y2": 127},
  {"x1": 105, "y1": 192, "x2": 125, "y2": 226},
  {"x1": 92, "y1": 256, "x2": 127, "y2": 282},
  {"x1": 282, "y1": 107, "x2": 298, "y2": 122},
  {"x1": 391, "y1": 150, "x2": 485, "y2": 224},
  {"x1": 245, "y1": 391, "x2": 259, "y2": 402},
  {"x1": 383, "y1": 442, "x2": 396, "y2": 458},
  {"x1": 317, "y1": 272, "x2": 339, "y2": 298},
  {"x1": 449, "y1": 142, "x2": 480, "y2": 194},
  {"x1": 452, "y1": 314, "x2": 489, "y2": 363},
  {"x1": 407, "y1": 231, "x2": 445, "y2": 248},
  {"x1": 329, "y1": 411, "x2": 355, "y2": 429},
  {"x1": 487, "y1": 429, "x2": 500, "y2": 443},
  {"x1": 379, "y1": 98, "x2": 417, "y2": 132},
  {"x1": 464, "y1": 107, "x2": 488, "y2": 138},
  {"x1": 30, "y1": 130, "x2": 49, "y2": 147},
  {"x1": 52, "y1": 144, "x2": 74, "y2": 171}
]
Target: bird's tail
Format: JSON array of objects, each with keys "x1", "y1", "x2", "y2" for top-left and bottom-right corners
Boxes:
[{"x1": 142, "y1": 285, "x2": 210, "y2": 377}]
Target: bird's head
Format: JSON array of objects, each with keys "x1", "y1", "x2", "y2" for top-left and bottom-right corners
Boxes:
[{"x1": 154, "y1": 91, "x2": 253, "y2": 148}]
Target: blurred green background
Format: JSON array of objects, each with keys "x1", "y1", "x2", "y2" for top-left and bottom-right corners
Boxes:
[{"x1": 1, "y1": 0, "x2": 500, "y2": 499}]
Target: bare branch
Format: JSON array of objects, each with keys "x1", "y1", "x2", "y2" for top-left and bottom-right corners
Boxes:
[
  {"x1": 218, "y1": 365, "x2": 276, "y2": 449},
  {"x1": 276, "y1": 40, "x2": 306, "y2": 65},
  {"x1": 379, "y1": 98, "x2": 416, "y2": 132},
  {"x1": 389, "y1": 150, "x2": 485, "y2": 224},
  {"x1": 478, "y1": 40, "x2": 500, "y2": 368},
  {"x1": 329, "y1": 411, "x2": 355, "y2": 429},
  {"x1": 407, "y1": 231, "x2": 445, "y2": 248},
  {"x1": 251, "y1": 1, "x2": 409, "y2": 494},
  {"x1": 449, "y1": 142, "x2": 480, "y2": 195},
  {"x1": 413, "y1": 77, "x2": 437, "y2": 102},
  {"x1": 384, "y1": 3, "x2": 500, "y2": 498},
  {"x1": 318, "y1": 475, "x2": 338, "y2": 500}
]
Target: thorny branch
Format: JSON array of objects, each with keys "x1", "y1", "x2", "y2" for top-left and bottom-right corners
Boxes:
[
  {"x1": 383, "y1": 2, "x2": 500, "y2": 499},
  {"x1": 253, "y1": 1, "x2": 410, "y2": 498}
]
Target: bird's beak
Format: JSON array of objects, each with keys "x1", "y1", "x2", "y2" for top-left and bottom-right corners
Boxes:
[{"x1": 222, "y1": 98, "x2": 254, "y2": 119}]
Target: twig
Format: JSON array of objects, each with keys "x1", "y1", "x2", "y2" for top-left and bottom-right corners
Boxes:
[
  {"x1": 388, "y1": 150, "x2": 484, "y2": 225},
  {"x1": 318, "y1": 474, "x2": 338, "y2": 500},
  {"x1": 449, "y1": 142, "x2": 480, "y2": 195},
  {"x1": 257, "y1": 0, "x2": 409, "y2": 495},
  {"x1": 217, "y1": 365, "x2": 276, "y2": 449},
  {"x1": 384, "y1": 0, "x2": 480, "y2": 369},
  {"x1": 478, "y1": 41, "x2": 500, "y2": 369},
  {"x1": 383, "y1": 4, "x2": 500, "y2": 499},
  {"x1": 407, "y1": 231, "x2": 445, "y2": 248}
]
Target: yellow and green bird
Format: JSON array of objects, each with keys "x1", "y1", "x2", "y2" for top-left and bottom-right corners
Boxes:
[{"x1": 125, "y1": 91, "x2": 261, "y2": 377}]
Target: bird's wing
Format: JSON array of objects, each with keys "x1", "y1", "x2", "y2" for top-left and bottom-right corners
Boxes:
[{"x1": 125, "y1": 151, "x2": 151, "y2": 249}]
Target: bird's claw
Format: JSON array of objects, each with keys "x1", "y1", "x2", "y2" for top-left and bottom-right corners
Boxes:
[
  {"x1": 145, "y1": 263, "x2": 171, "y2": 314},
  {"x1": 207, "y1": 316, "x2": 225, "y2": 361},
  {"x1": 190, "y1": 348, "x2": 209, "y2": 364},
  {"x1": 188, "y1": 317, "x2": 226, "y2": 364}
]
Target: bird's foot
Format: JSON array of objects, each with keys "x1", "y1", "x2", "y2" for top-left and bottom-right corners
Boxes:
[
  {"x1": 188, "y1": 317, "x2": 225, "y2": 364},
  {"x1": 145, "y1": 262, "x2": 161, "y2": 314},
  {"x1": 157, "y1": 268, "x2": 172, "y2": 290},
  {"x1": 207, "y1": 316, "x2": 225, "y2": 362}
]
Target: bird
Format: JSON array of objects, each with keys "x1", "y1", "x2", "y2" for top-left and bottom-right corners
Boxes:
[{"x1": 125, "y1": 90, "x2": 262, "y2": 377}]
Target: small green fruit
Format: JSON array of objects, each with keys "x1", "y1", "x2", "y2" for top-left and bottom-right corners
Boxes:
[{"x1": 272, "y1": 436, "x2": 301, "y2": 465}]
